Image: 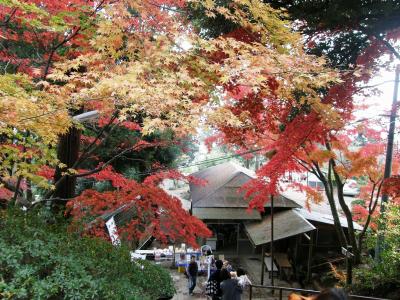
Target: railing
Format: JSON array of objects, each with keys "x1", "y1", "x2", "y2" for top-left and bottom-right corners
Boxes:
[{"x1": 248, "y1": 285, "x2": 388, "y2": 300}]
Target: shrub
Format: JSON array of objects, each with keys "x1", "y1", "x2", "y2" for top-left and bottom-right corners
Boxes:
[
  {"x1": 352, "y1": 204, "x2": 400, "y2": 298},
  {"x1": 0, "y1": 209, "x2": 175, "y2": 299}
]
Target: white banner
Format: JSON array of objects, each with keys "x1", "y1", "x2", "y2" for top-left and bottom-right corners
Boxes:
[{"x1": 105, "y1": 217, "x2": 121, "y2": 246}]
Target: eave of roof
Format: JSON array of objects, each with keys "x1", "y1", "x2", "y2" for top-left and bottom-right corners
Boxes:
[
  {"x1": 295, "y1": 208, "x2": 363, "y2": 230},
  {"x1": 192, "y1": 207, "x2": 261, "y2": 220},
  {"x1": 244, "y1": 209, "x2": 316, "y2": 246}
]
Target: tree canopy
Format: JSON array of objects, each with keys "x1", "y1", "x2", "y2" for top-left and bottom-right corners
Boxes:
[{"x1": 1, "y1": 0, "x2": 399, "y2": 253}]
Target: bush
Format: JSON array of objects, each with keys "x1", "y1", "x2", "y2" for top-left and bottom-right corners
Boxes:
[
  {"x1": 353, "y1": 259, "x2": 400, "y2": 298},
  {"x1": 0, "y1": 209, "x2": 175, "y2": 300},
  {"x1": 352, "y1": 204, "x2": 400, "y2": 298}
]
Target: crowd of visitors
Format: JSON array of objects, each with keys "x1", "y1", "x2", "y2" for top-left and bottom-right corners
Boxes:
[
  {"x1": 185, "y1": 254, "x2": 251, "y2": 299},
  {"x1": 185, "y1": 254, "x2": 347, "y2": 300}
]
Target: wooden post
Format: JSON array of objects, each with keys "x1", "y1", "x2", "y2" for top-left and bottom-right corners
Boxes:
[
  {"x1": 172, "y1": 243, "x2": 176, "y2": 268},
  {"x1": 294, "y1": 235, "x2": 300, "y2": 265},
  {"x1": 236, "y1": 223, "x2": 240, "y2": 255},
  {"x1": 261, "y1": 244, "x2": 265, "y2": 285},
  {"x1": 270, "y1": 195, "x2": 274, "y2": 288},
  {"x1": 294, "y1": 235, "x2": 300, "y2": 281},
  {"x1": 306, "y1": 231, "x2": 314, "y2": 282}
]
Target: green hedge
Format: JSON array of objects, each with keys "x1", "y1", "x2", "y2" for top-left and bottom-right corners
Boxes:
[{"x1": 0, "y1": 209, "x2": 175, "y2": 300}]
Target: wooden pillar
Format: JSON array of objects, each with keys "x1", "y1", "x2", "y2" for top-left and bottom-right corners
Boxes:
[
  {"x1": 293, "y1": 235, "x2": 300, "y2": 280},
  {"x1": 306, "y1": 231, "x2": 314, "y2": 282},
  {"x1": 294, "y1": 235, "x2": 300, "y2": 264},
  {"x1": 261, "y1": 244, "x2": 265, "y2": 285},
  {"x1": 172, "y1": 243, "x2": 176, "y2": 268},
  {"x1": 236, "y1": 223, "x2": 240, "y2": 255}
]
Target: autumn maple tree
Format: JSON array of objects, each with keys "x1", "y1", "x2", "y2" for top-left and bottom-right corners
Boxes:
[
  {"x1": 3, "y1": 0, "x2": 398, "y2": 252},
  {"x1": 193, "y1": 0, "x2": 400, "y2": 262},
  {"x1": 1, "y1": 0, "x2": 220, "y2": 245},
  {"x1": 0, "y1": 0, "x2": 338, "y2": 247}
]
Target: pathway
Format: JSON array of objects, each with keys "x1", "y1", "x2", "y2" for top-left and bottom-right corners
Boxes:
[{"x1": 164, "y1": 255, "x2": 306, "y2": 300}]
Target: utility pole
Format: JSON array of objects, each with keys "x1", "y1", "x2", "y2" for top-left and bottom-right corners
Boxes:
[
  {"x1": 270, "y1": 195, "x2": 274, "y2": 289},
  {"x1": 375, "y1": 65, "x2": 400, "y2": 262}
]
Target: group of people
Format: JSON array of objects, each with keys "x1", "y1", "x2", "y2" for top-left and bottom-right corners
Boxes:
[
  {"x1": 186, "y1": 255, "x2": 348, "y2": 300},
  {"x1": 186, "y1": 255, "x2": 251, "y2": 299}
]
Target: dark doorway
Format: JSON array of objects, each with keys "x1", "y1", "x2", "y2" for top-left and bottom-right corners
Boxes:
[{"x1": 208, "y1": 223, "x2": 239, "y2": 254}]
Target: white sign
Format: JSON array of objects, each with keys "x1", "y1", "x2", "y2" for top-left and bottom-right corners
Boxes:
[
  {"x1": 341, "y1": 247, "x2": 354, "y2": 258},
  {"x1": 106, "y1": 217, "x2": 121, "y2": 246}
]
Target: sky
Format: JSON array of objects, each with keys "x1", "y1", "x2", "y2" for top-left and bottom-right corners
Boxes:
[
  {"x1": 357, "y1": 62, "x2": 399, "y2": 120},
  {"x1": 355, "y1": 61, "x2": 400, "y2": 153}
]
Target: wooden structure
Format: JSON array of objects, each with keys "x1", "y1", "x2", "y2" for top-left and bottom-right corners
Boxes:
[
  {"x1": 189, "y1": 162, "x2": 363, "y2": 284},
  {"x1": 189, "y1": 162, "x2": 300, "y2": 255}
]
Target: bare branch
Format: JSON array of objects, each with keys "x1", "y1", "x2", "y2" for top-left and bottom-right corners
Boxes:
[
  {"x1": 374, "y1": 34, "x2": 400, "y2": 60},
  {"x1": 75, "y1": 111, "x2": 119, "y2": 165},
  {"x1": 73, "y1": 145, "x2": 144, "y2": 178}
]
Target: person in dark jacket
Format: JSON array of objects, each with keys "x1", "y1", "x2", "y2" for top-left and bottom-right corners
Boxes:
[
  {"x1": 207, "y1": 260, "x2": 223, "y2": 300},
  {"x1": 220, "y1": 269, "x2": 242, "y2": 300},
  {"x1": 187, "y1": 255, "x2": 198, "y2": 296}
]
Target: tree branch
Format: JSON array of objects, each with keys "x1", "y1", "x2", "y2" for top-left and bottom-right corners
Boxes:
[
  {"x1": 0, "y1": 7, "x2": 17, "y2": 27},
  {"x1": 43, "y1": 141, "x2": 152, "y2": 199},
  {"x1": 0, "y1": 178, "x2": 22, "y2": 196},
  {"x1": 358, "y1": 180, "x2": 382, "y2": 251},
  {"x1": 368, "y1": 183, "x2": 377, "y2": 213},
  {"x1": 73, "y1": 145, "x2": 144, "y2": 178},
  {"x1": 74, "y1": 112, "x2": 119, "y2": 167},
  {"x1": 293, "y1": 156, "x2": 314, "y2": 174},
  {"x1": 12, "y1": 175, "x2": 22, "y2": 203},
  {"x1": 41, "y1": 0, "x2": 107, "y2": 79},
  {"x1": 374, "y1": 34, "x2": 400, "y2": 60}
]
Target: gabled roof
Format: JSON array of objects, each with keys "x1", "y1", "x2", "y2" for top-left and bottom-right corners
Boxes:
[
  {"x1": 190, "y1": 162, "x2": 255, "y2": 206},
  {"x1": 190, "y1": 162, "x2": 299, "y2": 209}
]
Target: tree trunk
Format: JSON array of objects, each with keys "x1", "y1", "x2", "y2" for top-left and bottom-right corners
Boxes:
[
  {"x1": 52, "y1": 126, "x2": 81, "y2": 213},
  {"x1": 321, "y1": 178, "x2": 348, "y2": 247},
  {"x1": 26, "y1": 179, "x2": 33, "y2": 203},
  {"x1": 312, "y1": 161, "x2": 348, "y2": 248},
  {"x1": 335, "y1": 179, "x2": 361, "y2": 263},
  {"x1": 330, "y1": 161, "x2": 361, "y2": 263}
]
